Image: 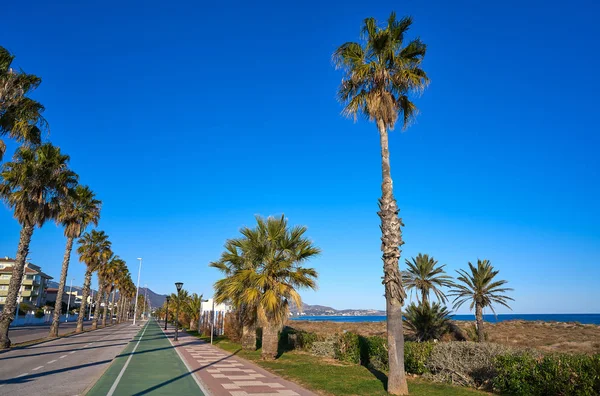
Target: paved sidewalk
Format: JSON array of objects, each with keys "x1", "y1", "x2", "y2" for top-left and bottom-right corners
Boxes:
[{"x1": 163, "y1": 326, "x2": 317, "y2": 396}]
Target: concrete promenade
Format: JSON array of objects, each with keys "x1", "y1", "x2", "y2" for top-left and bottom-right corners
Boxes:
[{"x1": 0, "y1": 321, "x2": 139, "y2": 395}]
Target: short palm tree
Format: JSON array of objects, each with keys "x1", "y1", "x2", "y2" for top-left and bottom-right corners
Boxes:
[
  {"x1": 213, "y1": 215, "x2": 320, "y2": 360},
  {"x1": 403, "y1": 254, "x2": 454, "y2": 304},
  {"x1": 333, "y1": 12, "x2": 429, "y2": 395},
  {"x1": 403, "y1": 301, "x2": 452, "y2": 342},
  {"x1": 0, "y1": 144, "x2": 77, "y2": 348},
  {"x1": 49, "y1": 185, "x2": 101, "y2": 337},
  {"x1": 0, "y1": 46, "x2": 45, "y2": 160},
  {"x1": 169, "y1": 289, "x2": 190, "y2": 329},
  {"x1": 449, "y1": 259, "x2": 514, "y2": 342},
  {"x1": 76, "y1": 230, "x2": 111, "y2": 332},
  {"x1": 186, "y1": 293, "x2": 204, "y2": 331},
  {"x1": 211, "y1": 238, "x2": 259, "y2": 350}
]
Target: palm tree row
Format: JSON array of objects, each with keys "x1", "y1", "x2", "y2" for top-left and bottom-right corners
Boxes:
[
  {"x1": 402, "y1": 254, "x2": 513, "y2": 343},
  {"x1": 157, "y1": 290, "x2": 204, "y2": 332},
  {"x1": 0, "y1": 46, "x2": 136, "y2": 348},
  {"x1": 210, "y1": 215, "x2": 320, "y2": 360}
]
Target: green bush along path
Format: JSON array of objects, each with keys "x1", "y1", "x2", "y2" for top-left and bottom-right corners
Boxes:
[{"x1": 87, "y1": 319, "x2": 202, "y2": 395}]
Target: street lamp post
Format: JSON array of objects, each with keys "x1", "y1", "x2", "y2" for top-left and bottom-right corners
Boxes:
[
  {"x1": 211, "y1": 299, "x2": 216, "y2": 345},
  {"x1": 164, "y1": 296, "x2": 170, "y2": 331},
  {"x1": 174, "y1": 282, "x2": 183, "y2": 341},
  {"x1": 65, "y1": 278, "x2": 73, "y2": 322},
  {"x1": 133, "y1": 258, "x2": 142, "y2": 326}
]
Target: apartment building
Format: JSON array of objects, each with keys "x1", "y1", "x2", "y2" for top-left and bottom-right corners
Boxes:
[{"x1": 0, "y1": 257, "x2": 53, "y2": 309}]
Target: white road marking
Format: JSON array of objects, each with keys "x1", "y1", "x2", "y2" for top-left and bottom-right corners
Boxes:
[
  {"x1": 59, "y1": 355, "x2": 67, "y2": 359},
  {"x1": 69, "y1": 351, "x2": 76, "y2": 354},
  {"x1": 47, "y1": 360, "x2": 57, "y2": 364},
  {"x1": 16, "y1": 373, "x2": 28, "y2": 378},
  {"x1": 32, "y1": 366, "x2": 43, "y2": 371},
  {"x1": 106, "y1": 321, "x2": 149, "y2": 396}
]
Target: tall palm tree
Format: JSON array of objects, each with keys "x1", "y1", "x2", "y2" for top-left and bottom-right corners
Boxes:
[
  {"x1": 76, "y1": 230, "x2": 111, "y2": 332},
  {"x1": 92, "y1": 250, "x2": 113, "y2": 329},
  {"x1": 403, "y1": 254, "x2": 454, "y2": 304},
  {"x1": 49, "y1": 185, "x2": 101, "y2": 337},
  {"x1": 112, "y1": 263, "x2": 129, "y2": 324},
  {"x1": 449, "y1": 259, "x2": 514, "y2": 342},
  {"x1": 100, "y1": 255, "x2": 124, "y2": 327},
  {"x1": 211, "y1": 238, "x2": 259, "y2": 350},
  {"x1": 213, "y1": 215, "x2": 320, "y2": 360},
  {"x1": 0, "y1": 144, "x2": 77, "y2": 348},
  {"x1": 333, "y1": 12, "x2": 429, "y2": 394},
  {"x1": 0, "y1": 46, "x2": 45, "y2": 160}
]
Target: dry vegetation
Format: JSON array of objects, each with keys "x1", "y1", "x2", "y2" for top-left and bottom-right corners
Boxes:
[{"x1": 289, "y1": 319, "x2": 600, "y2": 354}]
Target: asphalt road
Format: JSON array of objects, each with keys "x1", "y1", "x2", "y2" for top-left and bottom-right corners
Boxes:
[
  {"x1": 0, "y1": 321, "x2": 144, "y2": 396},
  {"x1": 8, "y1": 320, "x2": 93, "y2": 345}
]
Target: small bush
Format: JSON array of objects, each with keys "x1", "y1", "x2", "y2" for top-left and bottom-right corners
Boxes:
[
  {"x1": 334, "y1": 332, "x2": 361, "y2": 364},
  {"x1": 310, "y1": 340, "x2": 336, "y2": 357},
  {"x1": 465, "y1": 323, "x2": 488, "y2": 342},
  {"x1": 34, "y1": 308, "x2": 45, "y2": 319},
  {"x1": 365, "y1": 335, "x2": 388, "y2": 371},
  {"x1": 297, "y1": 331, "x2": 319, "y2": 350},
  {"x1": 493, "y1": 353, "x2": 600, "y2": 395},
  {"x1": 404, "y1": 342, "x2": 434, "y2": 375},
  {"x1": 223, "y1": 312, "x2": 242, "y2": 342},
  {"x1": 425, "y1": 341, "x2": 517, "y2": 388}
]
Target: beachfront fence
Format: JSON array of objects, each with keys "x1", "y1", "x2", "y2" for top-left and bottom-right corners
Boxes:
[{"x1": 198, "y1": 310, "x2": 226, "y2": 336}]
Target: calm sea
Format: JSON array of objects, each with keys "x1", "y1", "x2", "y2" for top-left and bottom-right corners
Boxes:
[{"x1": 291, "y1": 314, "x2": 600, "y2": 325}]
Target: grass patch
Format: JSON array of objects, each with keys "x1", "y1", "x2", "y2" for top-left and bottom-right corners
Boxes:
[{"x1": 190, "y1": 334, "x2": 486, "y2": 395}]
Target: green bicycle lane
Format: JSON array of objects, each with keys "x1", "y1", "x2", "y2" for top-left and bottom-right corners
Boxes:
[{"x1": 87, "y1": 320, "x2": 203, "y2": 395}]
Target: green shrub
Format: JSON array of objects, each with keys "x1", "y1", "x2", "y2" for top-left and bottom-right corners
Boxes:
[
  {"x1": 365, "y1": 335, "x2": 388, "y2": 371},
  {"x1": 404, "y1": 341, "x2": 434, "y2": 374},
  {"x1": 297, "y1": 331, "x2": 319, "y2": 350},
  {"x1": 493, "y1": 353, "x2": 600, "y2": 395},
  {"x1": 309, "y1": 340, "x2": 336, "y2": 357},
  {"x1": 34, "y1": 308, "x2": 44, "y2": 319},
  {"x1": 334, "y1": 332, "x2": 361, "y2": 364}
]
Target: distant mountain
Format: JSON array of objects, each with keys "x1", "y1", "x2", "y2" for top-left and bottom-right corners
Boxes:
[
  {"x1": 47, "y1": 282, "x2": 167, "y2": 309},
  {"x1": 289, "y1": 302, "x2": 385, "y2": 317},
  {"x1": 138, "y1": 287, "x2": 167, "y2": 309}
]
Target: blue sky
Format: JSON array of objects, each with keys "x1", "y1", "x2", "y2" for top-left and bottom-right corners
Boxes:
[{"x1": 1, "y1": 0, "x2": 598, "y2": 314}]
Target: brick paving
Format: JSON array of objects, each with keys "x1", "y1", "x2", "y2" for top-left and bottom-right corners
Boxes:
[{"x1": 163, "y1": 326, "x2": 317, "y2": 396}]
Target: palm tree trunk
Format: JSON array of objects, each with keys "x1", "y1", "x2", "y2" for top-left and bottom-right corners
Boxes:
[
  {"x1": 76, "y1": 269, "x2": 92, "y2": 333},
  {"x1": 261, "y1": 323, "x2": 279, "y2": 360},
  {"x1": 0, "y1": 224, "x2": 34, "y2": 349},
  {"x1": 422, "y1": 289, "x2": 428, "y2": 305},
  {"x1": 475, "y1": 303, "x2": 485, "y2": 342},
  {"x1": 49, "y1": 236, "x2": 74, "y2": 337},
  {"x1": 92, "y1": 285, "x2": 103, "y2": 330},
  {"x1": 110, "y1": 289, "x2": 116, "y2": 325},
  {"x1": 241, "y1": 324, "x2": 257, "y2": 350},
  {"x1": 376, "y1": 119, "x2": 408, "y2": 395},
  {"x1": 120, "y1": 297, "x2": 127, "y2": 322},
  {"x1": 102, "y1": 290, "x2": 110, "y2": 327}
]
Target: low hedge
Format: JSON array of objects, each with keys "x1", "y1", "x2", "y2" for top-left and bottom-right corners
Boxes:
[
  {"x1": 493, "y1": 352, "x2": 600, "y2": 396},
  {"x1": 285, "y1": 328, "x2": 600, "y2": 395},
  {"x1": 332, "y1": 332, "x2": 432, "y2": 374}
]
